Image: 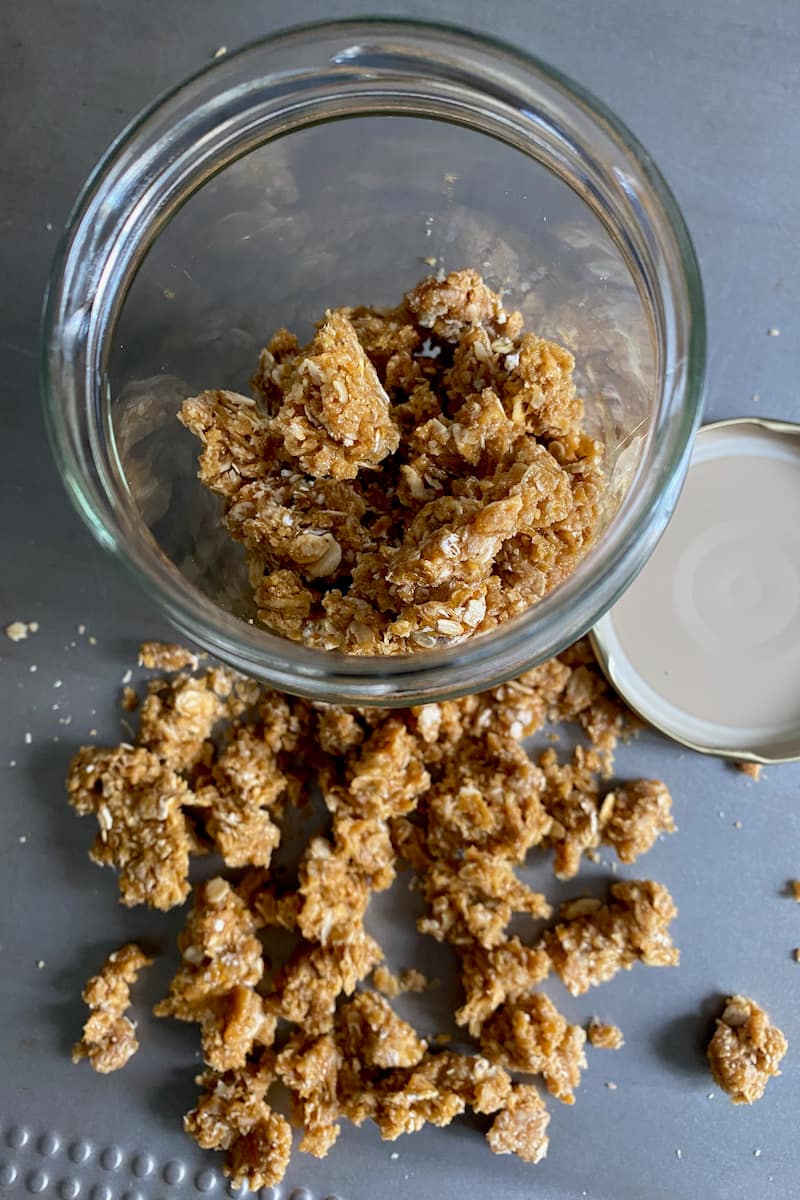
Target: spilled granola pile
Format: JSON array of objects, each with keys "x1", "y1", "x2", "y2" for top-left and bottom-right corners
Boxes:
[
  {"x1": 179, "y1": 269, "x2": 604, "y2": 653},
  {"x1": 68, "y1": 640, "x2": 680, "y2": 1188}
]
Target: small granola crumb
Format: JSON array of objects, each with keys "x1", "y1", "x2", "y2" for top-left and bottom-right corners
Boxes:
[
  {"x1": 72, "y1": 943, "x2": 153, "y2": 1073},
  {"x1": 138, "y1": 641, "x2": 200, "y2": 671},
  {"x1": 587, "y1": 1021, "x2": 625, "y2": 1050},
  {"x1": 399, "y1": 968, "x2": 429, "y2": 993},
  {"x1": 736, "y1": 761, "x2": 762, "y2": 781},
  {"x1": 121, "y1": 685, "x2": 139, "y2": 712},
  {"x1": 5, "y1": 620, "x2": 37, "y2": 642},
  {"x1": 792, "y1": 881, "x2": 800, "y2": 903},
  {"x1": 372, "y1": 965, "x2": 401, "y2": 997},
  {"x1": 707, "y1": 995, "x2": 788, "y2": 1104}
]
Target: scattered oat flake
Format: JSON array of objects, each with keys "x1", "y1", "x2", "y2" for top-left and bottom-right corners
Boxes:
[
  {"x1": 89, "y1": 636, "x2": 97, "y2": 645},
  {"x1": 605, "y1": 1081, "x2": 618, "y2": 1090},
  {"x1": 77, "y1": 624, "x2": 87, "y2": 635},
  {"x1": 754, "y1": 1149, "x2": 762, "y2": 1157},
  {"x1": 767, "y1": 328, "x2": 780, "y2": 336},
  {"x1": 733, "y1": 820, "x2": 743, "y2": 830},
  {"x1": 53, "y1": 680, "x2": 63, "y2": 688},
  {"x1": 675, "y1": 1148, "x2": 682, "y2": 1159},
  {"x1": 18, "y1": 835, "x2": 26, "y2": 843},
  {"x1": 213, "y1": 44, "x2": 227, "y2": 57},
  {"x1": 24, "y1": 732, "x2": 32, "y2": 745},
  {"x1": 37, "y1": 960, "x2": 45, "y2": 969},
  {"x1": 29, "y1": 664, "x2": 37, "y2": 672}
]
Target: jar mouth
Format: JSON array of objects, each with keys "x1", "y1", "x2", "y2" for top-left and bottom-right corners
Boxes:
[{"x1": 42, "y1": 17, "x2": 705, "y2": 705}]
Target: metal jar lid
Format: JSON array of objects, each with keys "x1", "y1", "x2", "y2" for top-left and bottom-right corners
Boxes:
[{"x1": 592, "y1": 417, "x2": 800, "y2": 764}]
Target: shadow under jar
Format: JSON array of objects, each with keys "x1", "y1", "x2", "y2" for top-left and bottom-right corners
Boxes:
[{"x1": 43, "y1": 18, "x2": 705, "y2": 705}]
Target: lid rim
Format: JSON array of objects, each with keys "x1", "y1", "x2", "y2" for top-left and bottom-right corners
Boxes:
[{"x1": 591, "y1": 415, "x2": 800, "y2": 765}]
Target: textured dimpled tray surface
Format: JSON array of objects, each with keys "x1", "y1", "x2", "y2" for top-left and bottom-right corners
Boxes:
[{"x1": 2, "y1": 621, "x2": 800, "y2": 1200}]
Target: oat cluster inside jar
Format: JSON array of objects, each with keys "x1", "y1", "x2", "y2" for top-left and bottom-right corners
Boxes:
[{"x1": 179, "y1": 270, "x2": 604, "y2": 653}]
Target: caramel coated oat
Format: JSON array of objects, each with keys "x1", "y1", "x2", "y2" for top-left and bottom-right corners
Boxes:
[
  {"x1": 600, "y1": 780, "x2": 675, "y2": 864},
  {"x1": 181, "y1": 270, "x2": 603, "y2": 654},
  {"x1": 154, "y1": 878, "x2": 274, "y2": 1071},
  {"x1": 67, "y1": 745, "x2": 195, "y2": 910},
  {"x1": 480, "y1": 993, "x2": 587, "y2": 1104},
  {"x1": 542, "y1": 880, "x2": 679, "y2": 996},
  {"x1": 185, "y1": 1057, "x2": 292, "y2": 1191},
  {"x1": 277, "y1": 1032, "x2": 343, "y2": 1156},
  {"x1": 708, "y1": 995, "x2": 787, "y2": 1105},
  {"x1": 138, "y1": 671, "x2": 226, "y2": 772},
  {"x1": 194, "y1": 724, "x2": 285, "y2": 868},
  {"x1": 486, "y1": 1084, "x2": 550, "y2": 1164},
  {"x1": 72, "y1": 943, "x2": 152, "y2": 1073},
  {"x1": 367, "y1": 1051, "x2": 513, "y2": 1140},
  {"x1": 418, "y1": 849, "x2": 550, "y2": 949}
]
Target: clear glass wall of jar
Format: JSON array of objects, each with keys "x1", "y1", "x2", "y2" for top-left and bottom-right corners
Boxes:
[{"x1": 43, "y1": 19, "x2": 705, "y2": 705}]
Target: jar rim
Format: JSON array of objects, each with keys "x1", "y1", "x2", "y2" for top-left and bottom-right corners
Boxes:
[{"x1": 41, "y1": 17, "x2": 705, "y2": 704}]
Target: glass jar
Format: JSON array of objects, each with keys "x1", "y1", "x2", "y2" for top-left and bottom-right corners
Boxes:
[{"x1": 42, "y1": 18, "x2": 705, "y2": 705}]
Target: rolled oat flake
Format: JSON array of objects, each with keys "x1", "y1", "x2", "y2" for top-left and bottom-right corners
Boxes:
[{"x1": 592, "y1": 417, "x2": 800, "y2": 763}]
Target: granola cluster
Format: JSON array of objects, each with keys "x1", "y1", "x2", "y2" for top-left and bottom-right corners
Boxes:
[
  {"x1": 707, "y1": 995, "x2": 788, "y2": 1105},
  {"x1": 179, "y1": 270, "x2": 604, "y2": 654},
  {"x1": 68, "y1": 640, "x2": 682, "y2": 1187},
  {"x1": 72, "y1": 943, "x2": 152, "y2": 1073}
]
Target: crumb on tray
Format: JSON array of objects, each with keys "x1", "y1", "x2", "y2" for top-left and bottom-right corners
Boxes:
[{"x1": 587, "y1": 1021, "x2": 625, "y2": 1050}]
